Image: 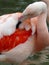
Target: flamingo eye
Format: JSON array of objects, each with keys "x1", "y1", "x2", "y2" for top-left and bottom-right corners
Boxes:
[{"x1": 16, "y1": 21, "x2": 22, "y2": 29}]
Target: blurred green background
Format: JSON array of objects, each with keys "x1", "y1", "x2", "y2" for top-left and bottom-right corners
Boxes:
[
  {"x1": 0, "y1": 0, "x2": 49, "y2": 65},
  {"x1": 0, "y1": 0, "x2": 39, "y2": 15}
]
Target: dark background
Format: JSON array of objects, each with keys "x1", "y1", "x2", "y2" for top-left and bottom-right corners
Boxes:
[{"x1": 0, "y1": 0, "x2": 39, "y2": 15}]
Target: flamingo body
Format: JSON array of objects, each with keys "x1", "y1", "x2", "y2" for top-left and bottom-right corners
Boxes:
[
  {"x1": 0, "y1": 13, "x2": 35, "y2": 63},
  {"x1": 0, "y1": 1, "x2": 49, "y2": 64}
]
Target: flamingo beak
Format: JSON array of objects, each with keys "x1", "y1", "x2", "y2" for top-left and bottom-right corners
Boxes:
[
  {"x1": 18, "y1": 15, "x2": 31, "y2": 30},
  {"x1": 19, "y1": 14, "x2": 34, "y2": 22},
  {"x1": 18, "y1": 15, "x2": 25, "y2": 22},
  {"x1": 16, "y1": 21, "x2": 22, "y2": 29}
]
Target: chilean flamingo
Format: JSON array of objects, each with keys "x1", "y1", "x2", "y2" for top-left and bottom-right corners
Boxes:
[{"x1": 0, "y1": 1, "x2": 49, "y2": 64}]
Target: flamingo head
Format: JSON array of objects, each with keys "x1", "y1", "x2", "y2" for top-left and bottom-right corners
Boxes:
[{"x1": 19, "y1": 1, "x2": 47, "y2": 22}]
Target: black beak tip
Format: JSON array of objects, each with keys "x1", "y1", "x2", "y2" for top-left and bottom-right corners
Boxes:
[{"x1": 16, "y1": 21, "x2": 22, "y2": 29}]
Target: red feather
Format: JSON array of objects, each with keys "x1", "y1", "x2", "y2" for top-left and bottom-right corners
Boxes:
[{"x1": 0, "y1": 29, "x2": 32, "y2": 52}]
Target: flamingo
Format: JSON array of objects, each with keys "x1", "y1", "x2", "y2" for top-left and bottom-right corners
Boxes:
[{"x1": 0, "y1": 1, "x2": 49, "y2": 64}]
